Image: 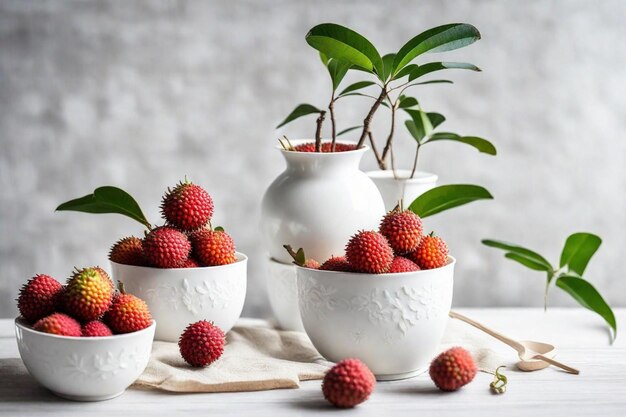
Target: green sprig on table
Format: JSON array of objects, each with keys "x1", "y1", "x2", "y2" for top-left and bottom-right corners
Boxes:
[{"x1": 483, "y1": 233, "x2": 617, "y2": 341}]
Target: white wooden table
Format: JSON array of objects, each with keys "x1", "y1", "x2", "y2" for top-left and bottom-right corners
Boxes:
[{"x1": 1, "y1": 308, "x2": 624, "y2": 416}]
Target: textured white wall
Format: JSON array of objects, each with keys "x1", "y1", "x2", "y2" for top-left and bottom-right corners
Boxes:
[{"x1": 1, "y1": 0, "x2": 625, "y2": 319}]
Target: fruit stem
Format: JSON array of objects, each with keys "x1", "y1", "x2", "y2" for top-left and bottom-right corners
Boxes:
[{"x1": 117, "y1": 281, "x2": 126, "y2": 294}]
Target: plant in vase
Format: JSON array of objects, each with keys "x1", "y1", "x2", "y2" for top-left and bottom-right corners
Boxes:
[{"x1": 56, "y1": 180, "x2": 248, "y2": 342}]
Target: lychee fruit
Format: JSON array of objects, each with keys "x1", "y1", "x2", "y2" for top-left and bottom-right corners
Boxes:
[
  {"x1": 409, "y1": 233, "x2": 449, "y2": 270},
  {"x1": 379, "y1": 209, "x2": 423, "y2": 254},
  {"x1": 429, "y1": 347, "x2": 477, "y2": 391},
  {"x1": 33, "y1": 313, "x2": 82, "y2": 337},
  {"x1": 17, "y1": 274, "x2": 63, "y2": 323},
  {"x1": 191, "y1": 229, "x2": 236, "y2": 266},
  {"x1": 389, "y1": 256, "x2": 420, "y2": 273},
  {"x1": 63, "y1": 267, "x2": 114, "y2": 322},
  {"x1": 322, "y1": 358, "x2": 375, "y2": 408},
  {"x1": 142, "y1": 226, "x2": 191, "y2": 268},
  {"x1": 104, "y1": 286, "x2": 152, "y2": 334},
  {"x1": 319, "y1": 256, "x2": 353, "y2": 272},
  {"x1": 161, "y1": 180, "x2": 214, "y2": 232},
  {"x1": 345, "y1": 231, "x2": 394, "y2": 274},
  {"x1": 178, "y1": 320, "x2": 225, "y2": 367},
  {"x1": 180, "y1": 257, "x2": 201, "y2": 268},
  {"x1": 82, "y1": 320, "x2": 113, "y2": 337},
  {"x1": 109, "y1": 236, "x2": 145, "y2": 266},
  {"x1": 283, "y1": 245, "x2": 320, "y2": 269},
  {"x1": 293, "y1": 142, "x2": 357, "y2": 153}
]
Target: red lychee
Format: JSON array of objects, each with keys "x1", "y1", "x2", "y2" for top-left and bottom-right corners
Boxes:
[
  {"x1": 142, "y1": 226, "x2": 191, "y2": 268},
  {"x1": 292, "y1": 142, "x2": 358, "y2": 153},
  {"x1": 379, "y1": 209, "x2": 423, "y2": 254},
  {"x1": 409, "y1": 233, "x2": 449, "y2": 270},
  {"x1": 322, "y1": 358, "x2": 376, "y2": 408},
  {"x1": 33, "y1": 313, "x2": 82, "y2": 337},
  {"x1": 104, "y1": 289, "x2": 152, "y2": 334},
  {"x1": 161, "y1": 180, "x2": 214, "y2": 232},
  {"x1": 109, "y1": 236, "x2": 145, "y2": 266},
  {"x1": 64, "y1": 267, "x2": 114, "y2": 322},
  {"x1": 180, "y1": 257, "x2": 201, "y2": 268},
  {"x1": 429, "y1": 347, "x2": 477, "y2": 391},
  {"x1": 345, "y1": 231, "x2": 394, "y2": 274},
  {"x1": 389, "y1": 256, "x2": 420, "y2": 273},
  {"x1": 178, "y1": 320, "x2": 225, "y2": 367},
  {"x1": 82, "y1": 320, "x2": 113, "y2": 337},
  {"x1": 17, "y1": 274, "x2": 63, "y2": 323},
  {"x1": 191, "y1": 229, "x2": 236, "y2": 266},
  {"x1": 319, "y1": 256, "x2": 353, "y2": 272}
]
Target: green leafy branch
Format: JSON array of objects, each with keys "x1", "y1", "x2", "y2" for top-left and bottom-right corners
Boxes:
[
  {"x1": 408, "y1": 184, "x2": 493, "y2": 218},
  {"x1": 483, "y1": 233, "x2": 617, "y2": 341}
]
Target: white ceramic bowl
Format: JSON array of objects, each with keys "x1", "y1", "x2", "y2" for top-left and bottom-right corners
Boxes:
[
  {"x1": 111, "y1": 252, "x2": 247, "y2": 342},
  {"x1": 366, "y1": 169, "x2": 438, "y2": 211},
  {"x1": 15, "y1": 318, "x2": 155, "y2": 401},
  {"x1": 266, "y1": 258, "x2": 304, "y2": 331},
  {"x1": 296, "y1": 257, "x2": 455, "y2": 380}
]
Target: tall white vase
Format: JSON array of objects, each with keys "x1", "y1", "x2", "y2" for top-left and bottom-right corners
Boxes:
[
  {"x1": 366, "y1": 169, "x2": 438, "y2": 212},
  {"x1": 261, "y1": 141, "x2": 386, "y2": 330}
]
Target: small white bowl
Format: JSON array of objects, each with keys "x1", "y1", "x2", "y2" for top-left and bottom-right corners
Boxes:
[
  {"x1": 111, "y1": 252, "x2": 247, "y2": 342},
  {"x1": 266, "y1": 258, "x2": 304, "y2": 331},
  {"x1": 366, "y1": 169, "x2": 438, "y2": 211},
  {"x1": 296, "y1": 257, "x2": 455, "y2": 380},
  {"x1": 15, "y1": 318, "x2": 155, "y2": 401}
]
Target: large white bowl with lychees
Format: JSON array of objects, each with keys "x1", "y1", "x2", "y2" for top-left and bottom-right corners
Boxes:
[
  {"x1": 111, "y1": 253, "x2": 248, "y2": 342},
  {"x1": 15, "y1": 318, "x2": 156, "y2": 401},
  {"x1": 296, "y1": 257, "x2": 455, "y2": 381}
]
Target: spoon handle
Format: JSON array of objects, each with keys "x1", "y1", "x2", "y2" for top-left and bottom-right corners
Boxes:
[
  {"x1": 534, "y1": 354, "x2": 580, "y2": 375},
  {"x1": 449, "y1": 310, "x2": 526, "y2": 353}
]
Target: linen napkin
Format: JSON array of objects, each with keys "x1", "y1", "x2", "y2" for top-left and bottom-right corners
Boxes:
[{"x1": 133, "y1": 318, "x2": 504, "y2": 393}]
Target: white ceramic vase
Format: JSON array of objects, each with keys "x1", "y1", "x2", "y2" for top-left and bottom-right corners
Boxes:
[
  {"x1": 366, "y1": 169, "x2": 438, "y2": 212},
  {"x1": 296, "y1": 258, "x2": 455, "y2": 380},
  {"x1": 111, "y1": 253, "x2": 247, "y2": 342}
]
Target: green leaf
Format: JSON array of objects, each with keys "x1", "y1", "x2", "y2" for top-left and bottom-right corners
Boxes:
[
  {"x1": 306, "y1": 23, "x2": 384, "y2": 76},
  {"x1": 556, "y1": 275, "x2": 617, "y2": 338},
  {"x1": 560, "y1": 233, "x2": 602, "y2": 276},
  {"x1": 408, "y1": 62, "x2": 481, "y2": 81},
  {"x1": 326, "y1": 58, "x2": 351, "y2": 91},
  {"x1": 56, "y1": 186, "x2": 151, "y2": 229},
  {"x1": 427, "y1": 112, "x2": 446, "y2": 129},
  {"x1": 481, "y1": 239, "x2": 553, "y2": 271},
  {"x1": 338, "y1": 81, "x2": 377, "y2": 97},
  {"x1": 276, "y1": 104, "x2": 321, "y2": 128},
  {"x1": 393, "y1": 64, "x2": 418, "y2": 80},
  {"x1": 295, "y1": 248, "x2": 306, "y2": 266},
  {"x1": 404, "y1": 121, "x2": 423, "y2": 142},
  {"x1": 398, "y1": 96, "x2": 419, "y2": 109},
  {"x1": 505, "y1": 253, "x2": 552, "y2": 271},
  {"x1": 392, "y1": 23, "x2": 481, "y2": 75},
  {"x1": 406, "y1": 79, "x2": 454, "y2": 87},
  {"x1": 404, "y1": 109, "x2": 434, "y2": 141},
  {"x1": 337, "y1": 125, "x2": 362, "y2": 136},
  {"x1": 214, "y1": 226, "x2": 225, "y2": 232},
  {"x1": 409, "y1": 184, "x2": 493, "y2": 218},
  {"x1": 427, "y1": 132, "x2": 497, "y2": 155},
  {"x1": 381, "y1": 53, "x2": 396, "y2": 81}
]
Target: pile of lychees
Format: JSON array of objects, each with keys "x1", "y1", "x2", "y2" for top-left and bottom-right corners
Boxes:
[
  {"x1": 17, "y1": 267, "x2": 152, "y2": 337},
  {"x1": 288, "y1": 207, "x2": 449, "y2": 273},
  {"x1": 109, "y1": 180, "x2": 237, "y2": 269}
]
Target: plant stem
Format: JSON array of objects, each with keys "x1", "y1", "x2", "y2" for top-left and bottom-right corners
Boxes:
[
  {"x1": 410, "y1": 142, "x2": 421, "y2": 179},
  {"x1": 367, "y1": 132, "x2": 384, "y2": 168},
  {"x1": 356, "y1": 86, "x2": 387, "y2": 148},
  {"x1": 315, "y1": 111, "x2": 326, "y2": 152},
  {"x1": 380, "y1": 101, "x2": 397, "y2": 168},
  {"x1": 329, "y1": 98, "x2": 337, "y2": 151}
]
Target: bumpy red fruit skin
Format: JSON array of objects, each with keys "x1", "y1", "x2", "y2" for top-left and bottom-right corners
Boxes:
[
  {"x1": 379, "y1": 210, "x2": 423, "y2": 254},
  {"x1": 161, "y1": 182, "x2": 214, "y2": 232},
  {"x1": 429, "y1": 347, "x2": 477, "y2": 391},
  {"x1": 319, "y1": 256, "x2": 353, "y2": 272},
  {"x1": 109, "y1": 236, "x2": 145, "y2": 266},
  {"x1": 33, "y1": 313, "x2": 82, "y2": 337},
  {"x1": 409, "y1": 235, "x2": 449, "y2": 270},
  {"x1": 191, "y1": 229, "x2": 237, "y2": 266},
  {"x1": 293, "y1": 142, "x2": 358, "y2": 153},
  {"x1": 64, "y1": 267, "x2": 114, "y2": 322},
  {"x1": 82, "y1": 320, "x2": 113, "y2": 337},
  {"x1": 105, "y1": 293, "x2": 152, "y2": 334},
  {"x1": 345, "y1": 231, "x2": 394, "y2": 274},
  {"x1": 389, "y1": 256, "x2": 420, "y2": 273},
  {"x1": 179, "y1": 320, "x2": 225, "y2": 367},
  {"x1": 17, "y1": 274, "x2": 63, "y2": 323},
  {"x1": 180, "y1": 257, "x2": 201, "y2": 268},
  {"x1": 143, "y1": 227, "x2": 191, "y2": 268},
  {"x1": 322, "y1": 359, "x2": 375, "y2": 408}
]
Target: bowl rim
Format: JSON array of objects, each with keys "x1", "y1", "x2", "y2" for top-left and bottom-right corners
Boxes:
[
  {"x1": 110, "y1": 251, "x2": 248, "y2": 271},
  {"x1": 15, "y1": 318, "x2": 156, "y2": 341},
  {"x1": 295, "y1": 255, "x2": 456, "y2": 278}
]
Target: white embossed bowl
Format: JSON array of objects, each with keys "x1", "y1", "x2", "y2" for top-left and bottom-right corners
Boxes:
[
  {"x1": 15, "y1": 318, "x2": 155, "y2": 401},
  {"x1": 111, "y1": 253, "x2": 247, "y2": 342},
  {"x1": 296, "y1": 257, "x2": 455, "y2": 380}
]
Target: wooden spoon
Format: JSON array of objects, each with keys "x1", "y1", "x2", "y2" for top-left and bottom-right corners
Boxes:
[{"x1": 449, "y1": 310, "x2": 579, "y2": 375}]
